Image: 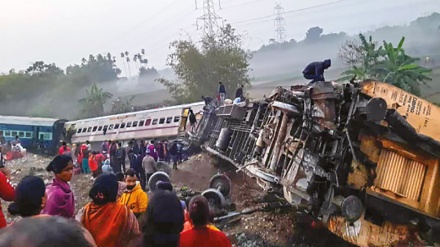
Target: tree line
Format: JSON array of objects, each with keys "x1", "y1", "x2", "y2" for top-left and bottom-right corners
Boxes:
[{"x1": 0, "y1": 13, "x2": 438, "y2": 120}]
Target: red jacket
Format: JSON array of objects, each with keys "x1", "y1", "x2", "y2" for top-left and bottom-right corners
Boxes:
[
  {"x1": 58, "y1": 146, "x2": 71, "y2": 155},
  {"x1": 0, "y1": 171, "x2": 15, "y2": 228}
]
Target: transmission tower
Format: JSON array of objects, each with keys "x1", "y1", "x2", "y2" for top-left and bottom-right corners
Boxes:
[
  {"x1": 274, "y1": 3, "x2": 286, "y2": 42},
  {"x1": 195, "y1": 0, "x2": 223, "y2": 36}
]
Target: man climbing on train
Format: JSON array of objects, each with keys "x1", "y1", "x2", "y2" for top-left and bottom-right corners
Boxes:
[{"x1": 302, "y1": 59, "x2": 331, "y2": 85}]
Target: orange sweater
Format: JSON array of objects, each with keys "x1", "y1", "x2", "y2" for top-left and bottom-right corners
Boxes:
[{"x1": 88, "y1": 157, "x2": 98, "y2": 172}]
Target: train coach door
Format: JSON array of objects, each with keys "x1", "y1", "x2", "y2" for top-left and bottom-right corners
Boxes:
[{"x1": 178, "y1": 107, "x2": 190, "y2": 137}]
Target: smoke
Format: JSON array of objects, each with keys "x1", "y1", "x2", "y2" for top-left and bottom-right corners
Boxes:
[{"x1": 248, "y1": 13, "x2": 440, "y2": 84}]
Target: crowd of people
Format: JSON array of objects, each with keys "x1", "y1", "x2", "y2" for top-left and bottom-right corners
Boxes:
[
  {"x1": 0, "y1": 137, "x2": 232, "y2": 247},
  {"x1": 58, "y1": 138, "x2": 185, "y2": 181}
]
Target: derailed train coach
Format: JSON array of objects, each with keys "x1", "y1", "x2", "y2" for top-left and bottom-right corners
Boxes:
[{"x1": 190, "y1": 80, "x2": 440, "y2": 246}]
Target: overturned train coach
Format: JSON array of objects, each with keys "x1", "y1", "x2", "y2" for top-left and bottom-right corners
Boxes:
[{"x1": 189, "y1": 80, "x2": 440, "y2": 246}]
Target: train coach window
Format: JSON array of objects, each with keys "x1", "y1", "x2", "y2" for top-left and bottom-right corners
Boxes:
[
  {"x1": 174, "y1": 116, "x2": 180, "y2": 123},
  {"x1": 120, "y1": 122, "x2": 126, "y2": 128},
  {"x1": 139, "y1": 120, "x2": 145, "y2": 127},
  {"x1": 146, "y1": 119, "x2": 151, "y2": 126},
  {"x1": 82, "y1": 128, "x2": 87, "y2": 133},
  {"x1": 152, "y1": 119, "x2": 158, "y2": 125},
  {"x1": 108, "y1": 124, "x2": 114, "y2": 130},
  {"x1": 98, "y1": 126, "x2": 103, "y2": 131},
  {"x1": 166, "y1": 117, "x2": 172, "y2": 124},
  {"x1": 126, "y1": 122, "x2": 132, "y2": 128},
  {"x1": 87, "y1": 127, "x2": 92, "y2": 132},
  {"x1": 4, "y1": 131, "x2": 11, "y2": 137},
  {"x1": 18, "y1": 132, "x2": 25, "y2": 138},
  {"x1": 92, "y1": 126, "x2": 98, "y2": 132},
  {"x1": 25, "y1": 132, "x2": 32, "y2": 138},
  {"x1": 133, "y1": 121, "x2": 138, "y2": 127},
  {"x1": 77, "y1": 128, "x2": 82, "y2": 133},
  {"x1": 114, "y1": 123, "x2": 120, "y2": 129},
  {"x1": 159, "y1": 118, "x2": 165, "y2": 124},
  {"x1": 11, "y1": 131, "x2": 17, "y2": 137},
  {"x1": 44, "y1": 133, "x2": 52, "y2": 140}
]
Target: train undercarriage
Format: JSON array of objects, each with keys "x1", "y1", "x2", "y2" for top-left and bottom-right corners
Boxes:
[{"x1": 188, "y1": 80, "x2": 440, "y2": 246}]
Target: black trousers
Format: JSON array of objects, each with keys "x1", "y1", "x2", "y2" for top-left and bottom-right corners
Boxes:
[
  {"x1": 138, "y1": 170, "x2": 146, "y2": 190},
  {"x1": 119, "y1": 160, "x2": 126, "y2": 174}
]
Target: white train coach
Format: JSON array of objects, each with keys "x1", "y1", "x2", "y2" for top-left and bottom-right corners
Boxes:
[{"x1": 65, "y1": 102, "x2": 205, "y2": 144}]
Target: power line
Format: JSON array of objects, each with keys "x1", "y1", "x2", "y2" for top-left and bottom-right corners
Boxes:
[
  {"x1": 123, "y1": 8, "x2": 196, "y2": 51},
  {"x1": 274, "y1": 3, "x2": 286, "y2": 42},
  {"x1": 221, "y1": 0, "x2": 266, "y2": 10},
  {"x1": 231, "y1": 0, "x2": 351, "y2": 25},
  {"x1": 90, "y1": 0, "x2": 184, "y2": 52},
  {"x1": 234, "y1": 0, "x2": 368, "y2": 27}
]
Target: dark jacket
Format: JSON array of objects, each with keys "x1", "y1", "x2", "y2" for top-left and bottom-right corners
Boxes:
[
  {"x1": 235, "y1": 87, "x2": 243, "y2": 98},
  {"x1": 218, "y1": 84, "x2": 226, "y2": 94},
  {"x1": 302, "y1": 59, "x2": 331, "y2": 81},
  {"x1": 189, "y1": 112, "x2": 197, "y2": 125}
]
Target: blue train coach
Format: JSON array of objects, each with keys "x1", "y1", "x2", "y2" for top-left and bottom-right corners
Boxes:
[{"x1": 0, "y1": 115, "x2": 67, "y2": 155}]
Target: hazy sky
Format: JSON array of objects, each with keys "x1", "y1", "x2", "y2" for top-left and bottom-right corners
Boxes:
[{"x1": 1, "y1": 0, "x2": 439, "y2": 73}]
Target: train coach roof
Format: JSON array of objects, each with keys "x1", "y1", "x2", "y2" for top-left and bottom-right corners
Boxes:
[
  {"x1": 66, "y1": 101, "x2": 205, "y2": 124},
  {"x1": 0, "y1": 115, "x2": 63, "y2": 127}
]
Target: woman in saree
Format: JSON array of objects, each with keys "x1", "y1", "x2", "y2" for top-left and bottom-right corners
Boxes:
[{"x1": 76, "y1": 173, "x2": 140, "y2": 247}]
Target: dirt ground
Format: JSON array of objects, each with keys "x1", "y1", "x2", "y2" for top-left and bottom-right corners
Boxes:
[
  {"x1": 1, "y1": 153, "x2": 354, "y2": 247},
  {"x1": 171, "y1": 153, "x2": 355, "y2": 247}
]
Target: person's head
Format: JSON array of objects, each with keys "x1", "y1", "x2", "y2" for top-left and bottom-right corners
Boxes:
[
  {"x1": 8, "y1": 176, "x2": 46, "y2": 217},
  {"x1": 62, "y1": 142, "x2": 67, "y2": 147},
  {"x1": 323, "y1": 59, "x2": 331, "y2": 69},
  {"x1": 46, "y1": 155, "x2": 74, "y2": 182},
  {"x1": 140, "y1": 190, "x2": 184, "y2": 247},
  {"x1": 219, "y1": 81, "x2": 222, "y2": 85},
  {"x1": 86, "y1": 141, "x2": 90, "y2": 144},
  {"x1": 0, "y1": 216, "x2": 97, "y2": 247},
  {"x1": 188, "y1": 195, "x2": 210, "y2": 226},
  {"x1": 88, "y1": 173, "x2": 118, "y2": 205},
  {"x1": 156, "y1": 181, "x2": 173, "y2": 192},
  {"x1": 150, "y1": 140, "x2": 155, "y2": 144},
  {"x1": 125, "y1": 169, "x2": 138, "y2": 190},
  {"x1": 201, "y1": 96, "x2": 205, "y2": 100},
  {"x1": 88, "y1": 152, "x2": 93, "y2": 157},
  {"x1": 115, "y1": 172, "x2": 124, "y2": 182},
  {"x1": 241, "y1": 84, "x2": 244, "y2": 88}
]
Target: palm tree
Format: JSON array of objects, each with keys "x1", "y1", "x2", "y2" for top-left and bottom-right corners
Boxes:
[
  {"x1": 372, "y1": 37, "x2": 432, "y2": 96},
  {"x1": 133, "y1": 54, "x2": 141, "y2": 71},
  {"x1": 120, "y1": 52, "x2": 128, "y2": 77},
  {"x1": 340, "y1": 35, "x2": 432, "y2": 96},
  {"x1": 79, "y1": 83, "x2": 113, "y2": 117},
  {"x1": 126, "y1": 56, "x2": 131, "y2": 78},
  {"x1": 338, "y1": 34, "x2": 382, "y2": 81}
]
